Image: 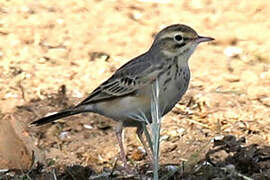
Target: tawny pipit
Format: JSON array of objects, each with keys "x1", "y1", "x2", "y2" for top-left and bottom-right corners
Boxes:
[{"x1": 31, "y1": 24, "x2": 214, "y2": 170}]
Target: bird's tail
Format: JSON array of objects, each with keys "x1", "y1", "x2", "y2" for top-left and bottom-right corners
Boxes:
[{"x1": 30, "y1": 108, "x2": 82, "y2": 126}]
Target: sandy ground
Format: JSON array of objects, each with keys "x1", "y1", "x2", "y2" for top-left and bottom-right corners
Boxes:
[{"x1": 0, "y1": 0, "x2": 270, "y2": 179}]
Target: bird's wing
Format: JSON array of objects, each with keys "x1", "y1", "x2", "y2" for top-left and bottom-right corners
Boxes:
[{"x1": 77, "y1": 54, "x2": 162, "y2": 105}]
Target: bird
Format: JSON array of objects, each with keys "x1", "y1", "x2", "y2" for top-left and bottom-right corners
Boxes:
[{"x1": 30, "y1": 24, "x2": 214, "y2": 171}]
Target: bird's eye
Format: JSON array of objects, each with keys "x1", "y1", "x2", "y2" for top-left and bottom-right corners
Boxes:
[{"x1": 174, "y1": 34, "x2": 183, "y2": 41}]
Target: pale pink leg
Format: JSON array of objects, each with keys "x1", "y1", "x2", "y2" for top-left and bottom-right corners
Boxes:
[{"x1": 115, "y1": 122, "x2": 129, "y2": 171}]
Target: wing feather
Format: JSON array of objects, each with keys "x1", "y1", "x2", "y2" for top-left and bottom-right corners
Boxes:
[
  {"x1": 76, "y1": 52, "x2": 164, "y2": 106},
  {"x1": 76, "y1": 53, "x2": 155, "y2": 105},
  {"x1": 78, "y1": 77, "x2": 140, "y2": 105}
]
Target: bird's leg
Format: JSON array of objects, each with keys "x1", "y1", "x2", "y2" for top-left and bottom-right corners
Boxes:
[
  {"x1": 115, "y1": 122, "x2": 130, "y2": 172},
  {"x1": 136, "y1": 125, "x2": 153, "y2": 163}
]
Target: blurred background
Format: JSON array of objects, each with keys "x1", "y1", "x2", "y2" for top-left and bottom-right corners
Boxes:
[{"x1": 0, "y1": 0, "x2": 269, "y2": 178}]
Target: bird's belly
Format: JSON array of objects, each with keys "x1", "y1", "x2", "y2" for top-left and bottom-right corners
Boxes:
[{"x1": 93, "y1": 92, "x2": 152, "y2": 123}]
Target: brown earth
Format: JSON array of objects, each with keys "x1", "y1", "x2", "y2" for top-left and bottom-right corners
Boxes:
[{"x1": 0, "y1": 0, "x2": 270, "y2": 179}]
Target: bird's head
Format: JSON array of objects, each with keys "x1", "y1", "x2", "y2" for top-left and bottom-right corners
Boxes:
[{"x1": 151, "y1": 24, "x2": 214, "y2": 59}]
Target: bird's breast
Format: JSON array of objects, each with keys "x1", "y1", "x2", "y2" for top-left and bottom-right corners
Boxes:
[{"x1": 158, "y1": 60, "x2": 190, "y2": 115}]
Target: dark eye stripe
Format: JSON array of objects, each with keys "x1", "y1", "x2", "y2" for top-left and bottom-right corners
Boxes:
[
  {"x1": 183, "y1": 37, "x2": 191, "y2": 41},
  {"x1": 174, "y1": 43, "x2": 186, "y2": 48}
]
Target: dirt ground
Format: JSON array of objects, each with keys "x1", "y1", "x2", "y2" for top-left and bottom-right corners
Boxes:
[{"x1": 0, "y1": 0, "x2": 270, "y2": 179}]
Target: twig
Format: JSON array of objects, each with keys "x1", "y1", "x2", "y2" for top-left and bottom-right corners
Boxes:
[{"x1": 151, "y1": 79, "x2": 161, "y2": 180}]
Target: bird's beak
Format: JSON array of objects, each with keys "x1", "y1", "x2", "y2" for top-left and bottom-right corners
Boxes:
[{"x1": 196, "y1": 36, "x2": 214, "y2": 43}]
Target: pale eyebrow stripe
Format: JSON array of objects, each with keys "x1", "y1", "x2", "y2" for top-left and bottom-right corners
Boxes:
[{"x1": 159, "y1": 32, "x2": 180, "y2": 40}]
